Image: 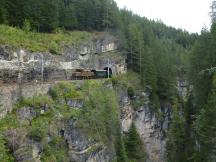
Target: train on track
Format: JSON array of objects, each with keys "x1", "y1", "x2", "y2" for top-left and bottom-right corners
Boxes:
[
  {"x1": 0, "y1": 68, "x2": 112, "y2": 84},
  {"x1": 71, "y1": 69, "x2": 112, "y2": 79}
]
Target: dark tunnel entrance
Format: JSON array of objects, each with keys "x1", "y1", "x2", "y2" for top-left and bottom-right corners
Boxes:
[{"x1": 104, "y1": 67, "x2": 112, "y2": 77}]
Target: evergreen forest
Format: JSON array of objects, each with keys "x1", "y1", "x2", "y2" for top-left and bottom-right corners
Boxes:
[{"x1": 0, "y1": 0, "x2": 216, "y2": 161}]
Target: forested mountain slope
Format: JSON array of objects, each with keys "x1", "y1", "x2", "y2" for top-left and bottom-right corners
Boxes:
[
  {"x1": 0, "y1": 0, "x2": 197, "y2": 104},
  {"x1": 1, "y1": 0, "x2": 216, "y2": 162}
]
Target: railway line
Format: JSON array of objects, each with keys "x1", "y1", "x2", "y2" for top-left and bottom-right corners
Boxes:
[{"x1": 0, "y1": 68, "x2": 112, "y2": 87}]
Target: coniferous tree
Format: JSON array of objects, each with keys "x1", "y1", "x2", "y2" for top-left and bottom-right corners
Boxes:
[
  {"x1": 39, "y1": 0, "x2": 59, "y2": 32},
  {"x1": 166, "y1": 100, "x2": 186, "y2": 162},
  {"x1": 195, "y1": 74, "x2": 216, "y2": 161},
  {"x1": 125, "y1": 123, "x2": 147, "y2": 162},
  {"x1": 127, "y1": 23, "x2": 144, "y2": 72},
  {"x1": 0, "y1": 0, "x2": 7, "y2": 24},
  {"x1": 58, "y1": 1, "x2": 77, "y2": 30},
  {"x1": 116, "y1": 126, "x2": 128, "y2": 162},
  {"x1": 189, "y1": 29, "x2": 213, "y2": 109}
]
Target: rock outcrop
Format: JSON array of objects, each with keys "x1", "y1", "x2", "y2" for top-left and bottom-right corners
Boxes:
[
  {"x1": 65, "y1": 120, "x2": 115, "y2": 162},
  {"x1": 0, "y1": 34, "x2": 126, "y2": 84},
  {"x1": 120, "y1": 90, "x2": 172, "y2": 162}
]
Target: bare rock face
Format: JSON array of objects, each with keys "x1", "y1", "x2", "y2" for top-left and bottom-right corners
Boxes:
[
  {"x1": 0, "y1": 85, "x2": 19, "y2": 118},
  {"x1": 18, "y1": 107, "x2": 37, "y2": 124},
  {"x1": 67, "y1": 99, "x2": 84, "y2": 109},
  {"x1": 0, "y1": 46, "x2": 12, "y2": 60},
  {"x1": 121, "y1": 103, "x2": 133, "y2": 133},
  {"x1": 120, "y1": 90, "x2": 172, "y2": 162},
  {"x1": 6, "y1": 129, "x2": 43, "y2": 162},
  {"x1": 64, "y1": 120, "x2": 116, "y2": 162},
  {"x1": 0, "y1": 34, "x2": 126, "y2": 94},
  {"x1": 134, "y1": 106, "x2": 167, "y2": 162}
]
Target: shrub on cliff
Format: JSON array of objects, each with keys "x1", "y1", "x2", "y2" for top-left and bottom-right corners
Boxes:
[
  {"x1": 49, "y1": 82, "x2": 81, "y2": 104},
  {"x1": 0, "y1": 135, "x2": 14, "y2": 162},
  {"x1": 17, "y1": 94, "x2": 53, "y2": 110}
]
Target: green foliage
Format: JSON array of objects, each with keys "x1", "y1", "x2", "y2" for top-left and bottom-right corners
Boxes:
[
  {"x1": 116, "y1": 129, "x2": 128, "y2": 162},
  {"x1": 111, "y1": 71, "x2": 141, "y2": 91},
  {"x1": 166, "y1": 100, "x2": 186, "y2": 162},
  {"x1": 17, "y1": 94, "x2": 53, "y2": 109},
  {"x1": 49, "y1": 81, "x2": 81, "y2": 103},
  {"x1": 0, "y1": 113, "x2": 19, "y2": 132},
  {"x1": 189, "y1": 30, "x2": 213, "y2": 109},
  {"x1": 131, "y1": 98, "x2": 145, "y2": 111},
  {"x1": 0, "y1": 0, "x2": 7, "y2": 24},
  {"x1": 0, "y1": 135, "x2": 14, "y2": 162},
  {"x1": 127, "y1": 87, "x2": 135, "y2": 99},
  {"x1": 0, "y1": 25, "x2": 92, "y2": 53},
  {"x1": 185, "y1": 22, "x2": 216, "y2": 161},
  {"x1": 125, "y1": 123, "x2": 147, "y2": 162},
  {"x1": 194, "y1": 74, "x2": 216, "y2": 161},
  {"x1": 53, "y1": 104, "x2": 81, "y2": 120},
  {"x1": 28, "y1": 112, "x2": 54, "y2": 141},
  {"x1": 22, "y1": 19, "x2": 31, "y2": 32},
  {"x1": 49, "y1": 41, "x2": 61, "y2": 55},
  {"x1": 78, "y1": 81, "x2": 129, "y2": 161},
  {"x1": 78, "y1": 82, "x2": 119, "y2": 144},
  {"x1": 3, "y1": 0, "x2": 121, "y2": 32},
  {"x1": 119, "y1": 10, "x2": 190, "y2": 108},
  {"x1": 41, "y1": 137, "x2": 69, "y2": 162}
]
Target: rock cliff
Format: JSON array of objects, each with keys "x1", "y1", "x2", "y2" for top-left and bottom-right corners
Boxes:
[
  {"x1": 0, "y1": 34, "x2": 126, "y2": 84},
  {"x1": 120, "y1": 89, "x2": 172, "y2": 162}
]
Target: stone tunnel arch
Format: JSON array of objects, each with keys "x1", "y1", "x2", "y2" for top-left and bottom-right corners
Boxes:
[{"x1": 104, "y1": 67, "x2": 113, "y2": 77}]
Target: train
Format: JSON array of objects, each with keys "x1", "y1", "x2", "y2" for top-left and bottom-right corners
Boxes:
[
  {"x1": 0, "y1": 68, "x2": 112, "y2": 84},
  {"x1": 71, "y1": 69, "x2": 112, "y2": 79}
]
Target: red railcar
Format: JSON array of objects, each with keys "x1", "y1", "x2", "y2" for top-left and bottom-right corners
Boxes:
[{"x1": 71, "y1": 69, "x2": 95, "y2": 79}]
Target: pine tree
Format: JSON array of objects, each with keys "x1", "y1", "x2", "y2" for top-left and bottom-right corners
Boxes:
[
  {"x1": 58, "y1": 1, "x2": 77, "y2": 30},
  {"x1": 189, "y1": 30, "x2": 213, "y2": 109},
  {"x1": 116, "y1": 126, "x2": 128, "y2": 162},
  {"x1": 125, "y1": 123, "x2": 147, "y2": 162},
  {"x1": 0, "y1": 0, "x2": 7, "y2": 24},
  {"x1": 166, "y1": 100, "x2": 186, "y2": 162},
  {"x1": 127, "y1": 23, "x2": 144, "y2": 72},
  {"x1": 39, "y1": 0, "x2": 59, "y2": 32},
  {"x1": 195, "y1": 74, "x2": 216, "y2": 161}
]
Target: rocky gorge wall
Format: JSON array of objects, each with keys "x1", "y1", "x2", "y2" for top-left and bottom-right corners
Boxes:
[
  {"x1": 0, "y1": 34, "x2": 126, "y2": 84},
  {"x1": 0, "y1": 32, "x2": 174, "y2": 162},
  {"x1": 1, "y1": 80, "x2": 117, "y2": 162},
  {"x1": 120, "y1": 89, "x2": 172, "y2": 162},
  {"x1": 0, "y1": 33, "x2": 126, "y2": 118},
  {"x1": 0, "y1": 78, "x2": 172, "y2": 162},
  {"x1": 0, "y1": 82, "x2": 53, "y2": 118}
]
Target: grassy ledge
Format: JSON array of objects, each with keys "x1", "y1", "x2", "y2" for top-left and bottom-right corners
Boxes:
[{"x1": 0, "y1": 25, "x2": 93, "y2": 54}]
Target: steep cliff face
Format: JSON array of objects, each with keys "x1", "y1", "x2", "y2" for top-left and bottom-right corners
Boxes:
[
  {"x1": 135, "y1": 105, "x2": 171, "y2": 162},
  {"x1": 0, "y1": 83, "x2": 53, "y2": 118},
  {"x1": 0, "y1": 75, "x2": 174, "y2": 162},
  {"x1": 0, "y1": 80, "x2": 118, "y2": 162},
  {"x1": 65, "y1": 120, "x2": 115, "y2": 162},
  {"x1": 0, "y1": 33, "x2": 126, "y2": 118},
  {"x1": 4, "y1": 118, "x2": 115, "y2": 162},
  {"x1": 120, "y1": 90, "x2": 172, "y2": 162},
  {"x1": 0, "y1": 34, "x2": 126, "y2": 84}
]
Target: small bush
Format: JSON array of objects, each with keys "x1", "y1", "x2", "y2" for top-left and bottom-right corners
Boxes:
[
  {"x1": 49, "y1": 82, "x2": 80, "y2": 103},
  {"x1": 28, "y1": 128, "x2": 44, "y2": 142},
  {"x1": 49, "y1": 41, "x2": 60, "y2": 55},
  {"x1": 128, "y1": 87, "x2": 135, "y2": 99},
  {"x1": 17, "y1": 94, "x2": 53, "y2": 109},
  {"x1": 0, "y1": 135, "x2": 14, "y2": 162},
  {"x1": 23, "y1": 19, "x2": 31, "y2": 32}
]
